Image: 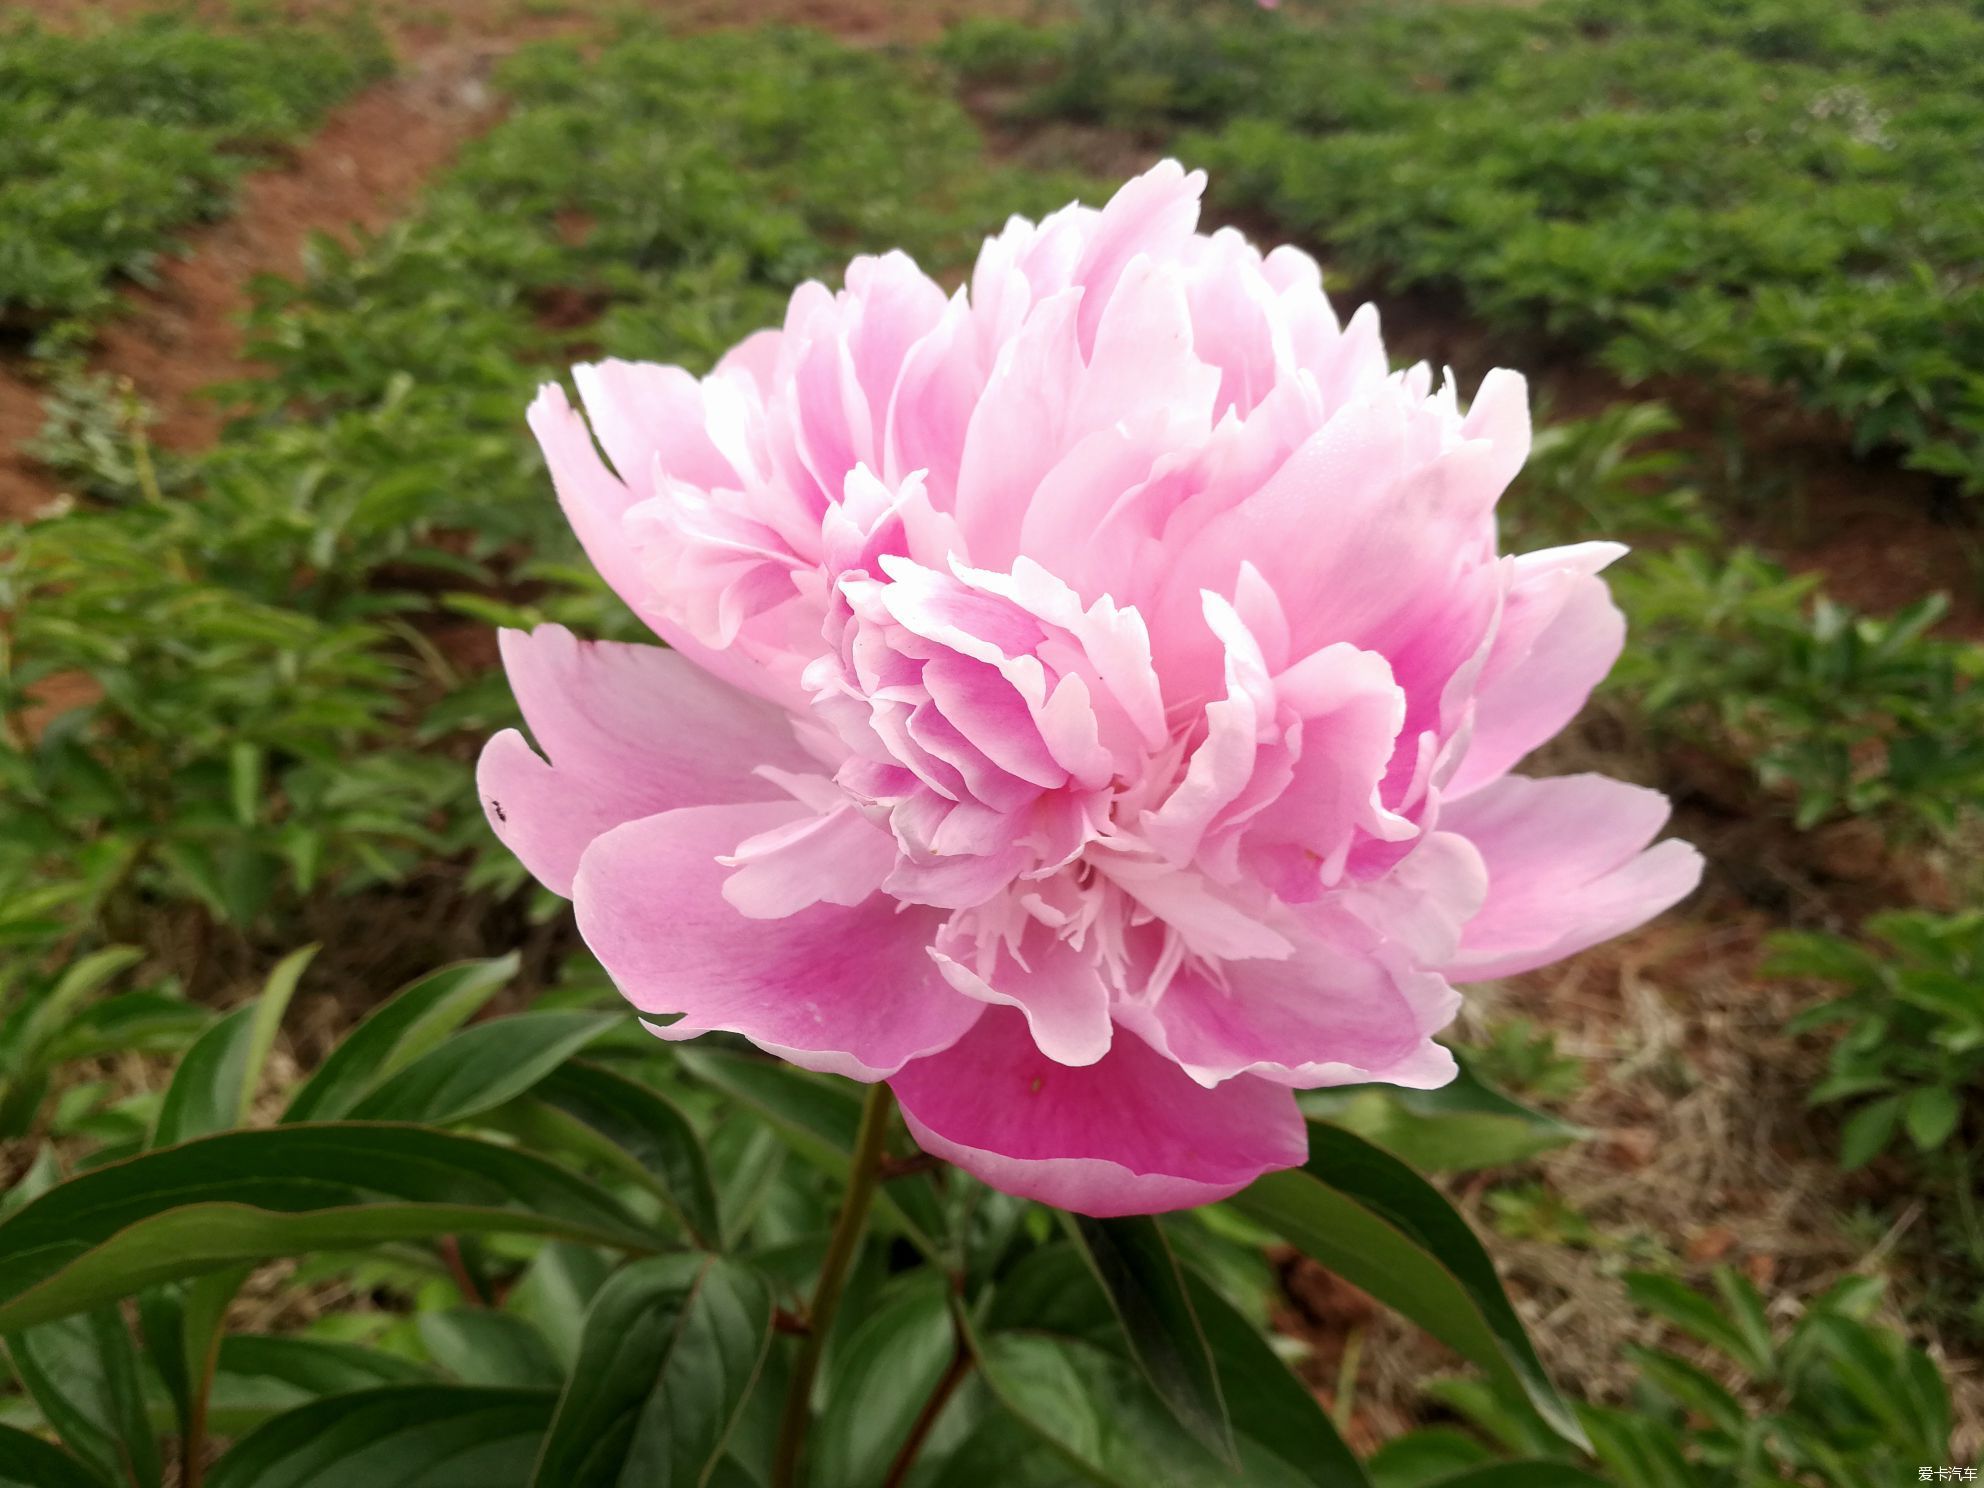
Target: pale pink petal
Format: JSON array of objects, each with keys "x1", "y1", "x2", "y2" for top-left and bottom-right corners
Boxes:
[
  {"x1": 931, "y1": 932, "x2": 1114, "y2": 1067},
  {"x1": 890, "y1": 1007, "x2": 1307, "y2": 1216},
  {"x1": 527, "y1": 385, "x2": 792, "y2": 704},
  {"x1": 1443, "y1": 773, "x2": 1704, "y2": 981},
  {"x1": 476, "y1": 626, "x2": 811, "y2": 896},
  {"x1": 1446, "y1": 544, "x2": 1628, "y2": 796},
  {"x1": 575, "y1": 802, "x2": 980, "y2": 1080},
  {"x1": 1115, "y1": 925, "x2": 1461, "y2": 1089},
  {"x1": 571, "y1": 360, "x2": 737, "y2": 496},
  {"x1": 718, "y1": 804, "x2": 898, "y2": 918}
]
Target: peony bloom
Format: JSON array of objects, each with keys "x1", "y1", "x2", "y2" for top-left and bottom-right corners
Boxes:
[{"x1": 480, "y1": 161, "x2": 1700, "y2": 1216}]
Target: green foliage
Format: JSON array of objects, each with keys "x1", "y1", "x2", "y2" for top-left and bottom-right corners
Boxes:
[
  {"x1": 1773, "y1": 910, "x2": 1984, "y2": 1167},
  {"x1": 0, "y1": 13, "x2": 388, "y2": 322},
  {"x1": 1610, "y1": 547, "x2": 1984, "y2": 832},
  {"x1": 2, "y1": 24, "x2": 1098, "y2": 1020},
  {"x1": 1187, "y1": 0, "x2": 1984, "y2": 497},
  {"x1": 1380, "y1": 1270, "x2": 1950, "y2": 1487},
  {"x1": 0, "y1": 939, "x2": 1601, "y2": 1486}
]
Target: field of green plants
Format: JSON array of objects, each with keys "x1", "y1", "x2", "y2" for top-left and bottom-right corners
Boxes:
[{"x1": 2, "y1": 0, "x2": 1980, "y2": 1484}]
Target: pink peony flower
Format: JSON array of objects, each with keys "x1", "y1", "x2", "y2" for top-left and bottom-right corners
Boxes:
[{"x1": 480, "y1": 162, "x2": 1700, "y2": 1216}]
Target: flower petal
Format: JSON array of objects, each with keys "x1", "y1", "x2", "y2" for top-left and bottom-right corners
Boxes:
[
  {"x1": 890, "y1": 1007, "x2": 1307, "y2": 1216},
  {"x1": 1114, "y1": 920, "x2": 1461, "y2": 1090},
  {"x1": 575, "y1": 801, "x2": 980, "y2": 1081},
  {"x1": 1443, "y1": 773, "x2": 1704, "y2": 982},
  {"x1": 1447, "y1": 543, "x2": 1627, "y2": 796},
  {"x1": 476, "y1": 625, "x2": 814, "y2": 896}
]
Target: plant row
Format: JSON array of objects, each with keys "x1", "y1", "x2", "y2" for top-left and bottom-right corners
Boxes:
[{"x1": 0, "y1": 13, "x2": 389, "y2": 325}]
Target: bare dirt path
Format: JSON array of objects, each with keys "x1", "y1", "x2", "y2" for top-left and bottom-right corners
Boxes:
[{"x1": 0, "y1": 0, "x2": 1044, "y2": 519}]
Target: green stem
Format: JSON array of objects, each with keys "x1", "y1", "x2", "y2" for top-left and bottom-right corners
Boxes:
[{"x1": 771, "y1": 1080, "x2": 895, "y2": 1488}]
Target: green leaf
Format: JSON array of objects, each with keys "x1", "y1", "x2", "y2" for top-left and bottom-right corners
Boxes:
[
  {"x1": 418, "y1": 1310, "x2": 565, "y2": 1390},
  {"x1": 211, "y1": 1336, "x2": 433, "y2": 1427},
  {"x1": 4, "y1": 1308, "x2": 160, "y2": 1488},
  {"x1": 530, "y1": 1254, "x2": 774, "y2": 1488},
  {"x1": 1365, "y1": 1428, "x2": 1495, "y2": 1488},
  {"x1": 1424, "y1": 1467, "x2": 1613, "y2": 1488},
  {"x1": 1839, "y1": 1095, "x2": 1903, "y2": 1169},
  {"x1": 151, "y1": 945, "x2": 315, "y2": 1148},
  {"x1": 0, "y1": 1423, "x2": 110, "y2": 1488},
  {"x1": 1230, "y1": 1123, "x2": 1584, "y2": 1449},
  {"x1": 1183, "y1": 1271, "x2": 1369, "y2": 1488},
  {"x1": 0, "y1": 947, "x2": 143, "y2": 1096},
  {"x1": 1068, "y1": 1216, "x2": 1233, "y2": 1463},
  {"x1": 1903, "y1": 1085, "x2": 1960, "y2": 1151},
  {"x1": 534, "y1": 1060, "x2": 722, "y2": 1249},
  {"x1": 282, "y1": 956, "x2": 517, "y2": 1124},
  {"x1": 207, "y1": 1385, "x2": 557, "y2": 1488},
  {"x1": 0, "y1": 1125, "x2": 651, "y2": 1332},
  {"x1": 675, "y1": 1047, "x2": 945, "y2": 1256},
  {"x1": 1298, "y1": 1061, "x2": 1583, "y2": 1173},
  {"x1": 974, "y1": 1331, "x2": 1312, "y2": 1487},
  {"x1": 1622, "y1": 1273, "x2": 1769, "y2": 1377},
  {"x1": 138, "y1": 1267, "x2": 250, "y2": 1445},
  {"x1": 346, "y1": 1011, "x2": 619, "y2": 1127},
  {"x1": 811, "y1": 1274, "x2": 957, "y2": 1488}
]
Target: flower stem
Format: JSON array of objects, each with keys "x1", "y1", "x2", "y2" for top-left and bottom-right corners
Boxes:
[{"x1": 771, "y1": 1079, "x2": 895, "y2": 1488}]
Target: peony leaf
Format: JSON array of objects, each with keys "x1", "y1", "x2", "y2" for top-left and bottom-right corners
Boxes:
[
  {"x1": 1183, "y1": 1271, "x2": 1370, "y2": 1488},
  {"x1": 1298, "y1": 1060, "x2": 1584, "y2": 1174},
  {"x1": 529, "y1": 1254, "x2": 774, "y2": 1488},
  {"x1": 0, "y1": 1125, "x2": 651, "y2": 1333},
  {"x1": 206, "y1": 1385, "x2": 557, "y2": 1488},
  {"x1": 972, "y1": 1330, "x2": 1320, "y2": 1487},
  {"x1": 533, "y1": 1060, "x2": 722, "y2": 1250},
  {"x1": 675, "y1": 1047, "x2": 945, "y2": 1256},
  {"x1": 3, "y1": 1308, "x2": 160, "y2": 1488},
  {"x1": 1231, "y1": 1123, "x2": 1586, "y2": 1450},
  {"x1": 417, "y1": 1310, "x2": 564, "y2": 1390},
  {"x1": 0, "y1": 1424, "x2": 109, "y2": 1488},
  {"x1": 282, "y1": 955, "x2": 518, "y2": 1124},
  {"x1": 344, "y1": 1011, "x2": 620, "y2": 1127},
  {"x1": 1068, "y1": 1216, "x2": 1234, "y2": 1464},
  {"x1": 810, "y1": 1274, "x2": 958, "y2": 1488},
  {"x1": 150, "y1": 944, "x2": 315, "y2": 1148}
]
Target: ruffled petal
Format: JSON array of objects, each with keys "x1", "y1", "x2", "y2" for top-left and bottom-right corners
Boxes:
[
  {"x1": 1443, "y1": 773, "x2": 1704, "y2": 982},
  {"x1": 890, "y1": 1007, "x2": 1307, "y2": 1216},
  {"x1": 1447, "y1": 543, "x2": 1627, "y2": 796},
  {"x1": 476, "y1": 625, "x2": 813, "y2": 896},
  {"x1": 575, "y1": 802, "x2": 981, "y2": 1081},
  {"x1": 1114, "y1": 921, "x2": 1461, "y2": 1090}
]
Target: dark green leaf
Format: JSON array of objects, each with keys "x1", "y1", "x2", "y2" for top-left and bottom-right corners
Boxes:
[
  {"x1": 811, "y1": 1274, "x2": 957, "y2": 1488},
  {"x1": 1298, "y1": 1061, "x2": 1583, "y2": 1173},
  {"x1": 0, "y1": 1423, "x2": 110, "y2": 1488},
  {"x1": 4, "y1": 1308, "x2": 160, "y2": 1488},
  {"x1": 151, "y1": 945, "x2": 314, "y2": 1148},
  {"x1": 530, "y1": 1254, "x2": 774, "y2": 1488},
  {"x1": 535, "y1": 1060, "x2": 721, "y2": 1248},
  {"x1": 418, "y1": 1310, "x2": 564, "y2": 1390},
  {"x1": 1184, "y1": 1272, "x2": 1369, "y2": 1488},
  {"x1": 0, "y1": 1125, "x2": 650, "y2": 1332},
  {"x1": 1069, "y1": 1216, "x2": 1233, "y2": 1463},
  {"x1": 675, "y1": 1048, "x2": 944, "y2": 1256},
  {"x1": 346, "y1": 1012, "x2": 619, "y2": 1127},
  {"x1": 1425, "y1": 1467, "x2": 1613, "y2": 1488},
  {"x1": 974, "y1": 1331, "x2": 1309, "y2": 1487},
  {"x1": 282, "y1": 956, "x2": 517, "y2": 1124},
  {"x1": 206, "y1": 1385, "x2": 556, "y2": 1488},
  {"x1": 1231, "y1": 1124, "x2": 1583, "y2": 1449},
  {"x1": 1365, "y1": 1428, "x2": 1495, "y2": 1488}
]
